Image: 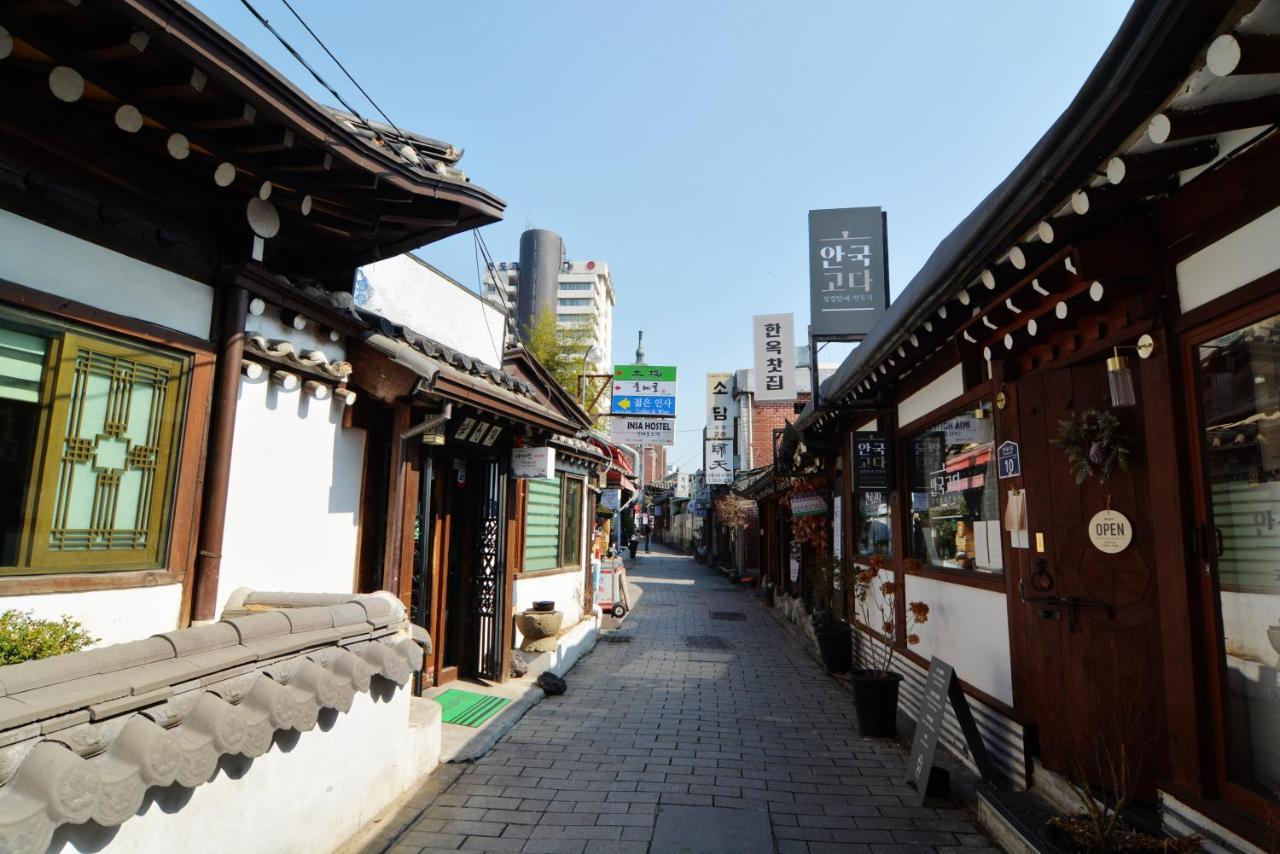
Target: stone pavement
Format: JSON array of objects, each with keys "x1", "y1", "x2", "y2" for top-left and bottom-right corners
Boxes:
[{"x1": 380, "y1": 546, "x2": 997, "y2": 853}]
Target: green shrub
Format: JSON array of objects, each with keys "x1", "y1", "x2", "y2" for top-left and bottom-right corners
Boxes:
[{"x1": 0, "y1": 610, "x2": 96, "y2": 666}]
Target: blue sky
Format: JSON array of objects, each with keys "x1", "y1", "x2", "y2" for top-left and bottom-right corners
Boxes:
[{"x1": 199, "y1": 0, "x2": 1131, "y2": 474}]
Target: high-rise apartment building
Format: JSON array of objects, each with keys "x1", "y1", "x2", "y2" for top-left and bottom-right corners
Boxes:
[{"x1": 482, "y1": 229, "x2": 615, "y2": 374}]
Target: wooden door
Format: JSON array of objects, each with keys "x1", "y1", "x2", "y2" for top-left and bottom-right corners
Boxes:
[
  {"x1": 428, "y1": 453, "x2": 458, "y2": 686},
  {"x1": 1006, "y1": 363, "x2": 1167, "y2": 796}
]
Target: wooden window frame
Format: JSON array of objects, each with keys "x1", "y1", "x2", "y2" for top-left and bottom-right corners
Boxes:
[
  {"x1": 846, "y1": 411, "x2": 895, "y2": 566},
  {"x1": 1178, "y1": 284, "x2": 1280, "y2": 822},
  {"x1": 558, "y1": 474, "x2": 585, "y2": 572},
  {"x1": 895, "y1": 383, "x2": 1007, "y2": 593},
  {"x1": 0, "y1": 278, "x2": 213, "y2": 596}
]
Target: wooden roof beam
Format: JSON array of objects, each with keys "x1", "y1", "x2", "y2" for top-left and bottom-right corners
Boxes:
[
  {"x1": 1207, "y1": 32, "x2": 1280, "y2": 77},
  {"x1": 79, "y1": 30, "x2": 150, "y2": 62},
  {"x1": 1105, "y1": 139, "x2": 1218, "y2": 184},
  {"x1": 1147, "y1": 94, "x2": 1280, "y2": 144}
]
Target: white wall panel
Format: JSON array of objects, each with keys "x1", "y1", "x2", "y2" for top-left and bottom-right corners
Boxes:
[
  {"x1": 0, "y1": 209, "x2": 213, "y2": 339},
  {"x1": 904, "y1": 574, "x2": 1013, "y2": 705},
  {"x1": 898, "y1": 364, "x2": 964, "y2": 427},
  {"x1": 1177, "y1": 205, "x2": 1280, "y2": 313}
]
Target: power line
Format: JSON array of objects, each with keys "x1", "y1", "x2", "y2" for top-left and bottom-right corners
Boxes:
[
  {"x1": 275, "y1": 0, "x2": 412, "y2": 145},
  {"x1": 236, "y1": 0, "x2": 376, "y2": 134},
  {"x1": 471, "y1": 235, "x2": 502, "y2": 365}
]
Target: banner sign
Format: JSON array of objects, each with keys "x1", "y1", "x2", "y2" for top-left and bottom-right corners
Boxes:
[
  {"x1": 706, "y1": 372, "x2": 733, "y2": 439},
  {"x1": 611, "y1": 416, "x2": 676, "y2": 447},
  {"x1": 808, "y1": 207, "x2": 890, "y2": 336},
  {"x1": 705, "y1": 438, "x2": 733, "y2": 484},
  {"x1": 790, "y1": 492, "x2": 827, "y2": 517},
  {"x1": 612, "y1": 364, "x2": 677, "y2": 417},
  {"x1": 601, "y1": 488, "x2": 621, "y2": 511},
  {"x1": 752, "y1": 313, "x2": 796, "y2": 401},
  {"x1": 511, "y1": 446, "x2": 554, "y2": 479},
  {"x1": 853, "y1": 433, "x2": 891, "y2": 491},
  {"x1": 674, "y1": 472, "x2": 691, "y2": 498}
]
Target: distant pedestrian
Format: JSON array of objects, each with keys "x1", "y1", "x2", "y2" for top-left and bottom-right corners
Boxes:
[{"x1": 643, "y1": 523, "x2": 652, "y2": 554}]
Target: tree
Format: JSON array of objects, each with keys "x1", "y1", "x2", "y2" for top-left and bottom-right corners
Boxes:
[{"x1": 520, "y1": 309, "x2": 607, "y2": 420}]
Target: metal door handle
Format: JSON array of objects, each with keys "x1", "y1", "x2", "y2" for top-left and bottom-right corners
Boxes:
[{"x1": 1214, "y1": 527, "x2": 1224, "y2": 558}]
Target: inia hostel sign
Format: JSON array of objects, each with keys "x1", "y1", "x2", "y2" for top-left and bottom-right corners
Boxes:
[{"x1": 808, "y1": 207, "x2": 890, "y2": 337}]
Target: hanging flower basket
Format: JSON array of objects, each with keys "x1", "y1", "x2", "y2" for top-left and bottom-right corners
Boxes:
[{"x1": 1051, "y1": 408, "x2": 1131, "y2": 485}]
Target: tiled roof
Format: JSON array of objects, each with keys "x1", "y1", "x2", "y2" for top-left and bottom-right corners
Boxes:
[
  {"x1": 0, "y1": 592, "x2": 424, "y2": 854},
  {"x1": 324, "y1": 109, "x2": 473, "y2": 184},
  {"x1": 359, "y1": 308, "x2": 535, "y2": 398}
]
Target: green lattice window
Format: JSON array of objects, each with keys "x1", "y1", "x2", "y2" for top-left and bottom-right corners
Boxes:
[{"x1": 0, "y1": 309, "x2": 190, "y2": 574}]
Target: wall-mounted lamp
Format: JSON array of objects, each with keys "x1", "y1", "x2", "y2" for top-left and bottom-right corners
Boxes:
[{"x1": 1107, "y1": 333, "x2": 1156, "y2": 408}]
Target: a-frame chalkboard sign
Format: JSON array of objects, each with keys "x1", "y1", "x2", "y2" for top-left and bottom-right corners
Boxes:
[{"x1": 904, "y1": 657, "x2": 998, "y2": 804}]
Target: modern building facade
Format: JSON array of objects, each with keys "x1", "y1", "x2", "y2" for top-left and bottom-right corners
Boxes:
[{"x1": 483, "y1": 228, "x2": 615, "y2": 374}]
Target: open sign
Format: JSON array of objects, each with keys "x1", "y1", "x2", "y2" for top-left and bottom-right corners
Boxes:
[{"x1": 1088, "y1": 508, "x2": 1132, "y2": 554}]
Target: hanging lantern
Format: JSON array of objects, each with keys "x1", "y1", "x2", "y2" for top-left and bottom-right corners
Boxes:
[{"x1": 1108, "y1": 350, "x2": 1136, "y2": 407}]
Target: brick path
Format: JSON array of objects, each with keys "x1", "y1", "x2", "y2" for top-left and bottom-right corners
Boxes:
[{"x1": 386, "y1": 547, "x2": 995, "y2": 853}]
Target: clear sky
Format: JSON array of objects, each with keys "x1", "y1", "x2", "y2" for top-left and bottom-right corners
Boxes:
[{"x1": 198, "y1": 0, "x2": 1131, "y2": 474}]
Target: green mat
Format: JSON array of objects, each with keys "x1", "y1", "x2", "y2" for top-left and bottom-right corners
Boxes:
[{"x1": 434, "y1": 689, "x2": 510, "y2": 727}]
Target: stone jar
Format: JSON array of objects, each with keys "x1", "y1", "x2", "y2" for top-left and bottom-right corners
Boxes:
[{"x1": 515, "y1": 609, "x2": 564, "y2": 653}]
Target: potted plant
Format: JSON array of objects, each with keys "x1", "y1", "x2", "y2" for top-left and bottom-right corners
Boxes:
[
  {"x1": 809, "y1": 554, "x2": 852, "y2": 673},
  {"x1": 851, "y1": 556, "x2": 929, "y2": 737}
]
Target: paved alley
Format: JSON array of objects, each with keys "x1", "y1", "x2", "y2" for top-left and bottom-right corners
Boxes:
[{"x1": 381, "y1": 547, "x2": 995, "y2": 854}]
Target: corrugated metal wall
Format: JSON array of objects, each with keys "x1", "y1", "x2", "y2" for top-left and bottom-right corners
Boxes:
[{"x1": 523, "y1": 477, "x2": 562, "y2": 571}]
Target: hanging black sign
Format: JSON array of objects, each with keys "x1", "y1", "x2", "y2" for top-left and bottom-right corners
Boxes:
[
  {"x1": 904, "y1": 657, "x2": 998, "y2": 805},
  {"x1": 853, "y1": 433, "x2": 891, "y2": 492}
]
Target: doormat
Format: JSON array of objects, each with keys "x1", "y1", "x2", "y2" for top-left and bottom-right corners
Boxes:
[
  {"x1": 434, "y1": 689, "x2": 510, "y2": 727},
  {"x1": 709, "y1": 611, "x2": 746, "y2": 621},
  {"x1": 685, "y1": 635, "x2": 732, "y2": 650}
]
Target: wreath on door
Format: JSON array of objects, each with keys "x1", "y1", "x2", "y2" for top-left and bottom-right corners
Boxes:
[{"x1": 1052, "y1": 408, "x2": 1131, "y2": 484}]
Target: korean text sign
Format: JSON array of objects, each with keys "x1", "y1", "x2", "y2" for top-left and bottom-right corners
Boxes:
[
  {"x1": 705, "y1": 438, "x2": 734, "y2": 485},
  {"x1": 705, "y1": 372, "x2": 733, "y2": 439},
  {"x1": 808, "y1": 207, "x2": 890, "y2": 336},
  {"x1": 752, "y1": 313, "x2": 796, "y2": 401},
  {"x1": 611, "y1": 364, "x2": 677, "y2": 416}
]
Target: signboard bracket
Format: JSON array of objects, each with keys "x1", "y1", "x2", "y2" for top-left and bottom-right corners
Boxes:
[{"x1": 809, "y1": 330, "x2": 865, "y2": 409}]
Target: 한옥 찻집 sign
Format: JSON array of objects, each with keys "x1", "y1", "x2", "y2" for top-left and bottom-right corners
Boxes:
[
  {"x1": 808, "y1": 207, "x2": 890, "y2": 337},
  {"x1": 611, "y1": 364, "x2": 677, "y2": 416},
  {"x1": 752, "y1": 313, "x2": 796, "y2": 402}
]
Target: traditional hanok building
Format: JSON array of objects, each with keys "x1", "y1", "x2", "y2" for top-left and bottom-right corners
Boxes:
[
  {"x1": 784, "y1": 0, "x2": 1280, "y2": 848},
  {"x1": 0, "y1": 0, "x2": 525, "y2": 848}
]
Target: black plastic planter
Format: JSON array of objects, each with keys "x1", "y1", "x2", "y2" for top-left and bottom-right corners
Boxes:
[
  {"x1": 813, "y1": 621, "x2": 853, "y2": 673},
  {"x1": 851, "y1": 670, "x2": 903, "y2": 737}
]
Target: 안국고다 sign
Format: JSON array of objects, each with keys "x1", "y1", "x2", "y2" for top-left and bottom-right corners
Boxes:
[{"x1": 808, "y1": 207, "x2": 890, "y2": 337}]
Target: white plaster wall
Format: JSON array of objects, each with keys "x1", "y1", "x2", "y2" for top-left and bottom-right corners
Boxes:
[
  {"x1": 898, "y1": 364, "x2": 964, "y2": 427},
  {"x1": 54, "y1": 686, "x2": 441, "y2": 854},
  {"x1": 216, "y1": 367, "x2": 366, "y2": 613},
  {"x1": 0, "y1": 584, "x2": 182, "y2": 647},
  {"x1": 904, "y1": 574, "x2": 1013, "y2": 705},
  {"x1": 1176, "y1": 205, "x2": 1280, "y2": 313},
  {"x1": 513, "y1": 572, "x2": 586, "y2": 648},
  {"x1": 0, "y1": 208, "x2": 213, "y2": 339},
  {"x1": 357, "y1": 254, "x2": 506, "y2": 367}
]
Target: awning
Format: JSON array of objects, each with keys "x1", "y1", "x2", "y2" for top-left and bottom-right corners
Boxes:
[{"x1": 361, "y1": 331, "x2": 578, "y2": 435}]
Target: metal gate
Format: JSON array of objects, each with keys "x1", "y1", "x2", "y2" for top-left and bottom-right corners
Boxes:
[{"x1": 470, "y1": 459, "x2": 506, "y2": 680}]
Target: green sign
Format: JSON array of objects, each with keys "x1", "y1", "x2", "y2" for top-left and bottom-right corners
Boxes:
[{"x1": 614, "y1": 364, "x2": 677, "y2": 382}]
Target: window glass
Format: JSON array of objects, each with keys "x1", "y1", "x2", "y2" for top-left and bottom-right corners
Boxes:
[
  {"x1": 558, "y1": 298, "x2": 593, "y2": 307},
  {"x1": 559, "y1": 282, "x2": 593, "y2": 291},
  {"x1": 1195, "y1": 310, "x2": 1280, "y2": 802},
  {"x1": 906, "y1": 400, "x2": 1002, "y2": 573},
  {"x1": 852, "y1": 432, "x2": 891, "y2": 557},
  {"x1": 561, "y1": 477, "x2": 583, "y2": 567},
  {"x1": 1, "y1": 308, "x2": 190, "y2": 573}
]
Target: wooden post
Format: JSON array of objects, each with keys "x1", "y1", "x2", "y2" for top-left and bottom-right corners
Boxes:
[{"x1": 191, "y1": 285, "x2": 249, "y2": 622}]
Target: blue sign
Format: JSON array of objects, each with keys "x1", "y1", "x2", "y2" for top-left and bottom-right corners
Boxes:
[
  {"x1": 997, "y1": 441, "x2": 1021, "y2": 480},
  {"x1": 611, "y1": 395, "x2": 676, "y2": 416}
]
